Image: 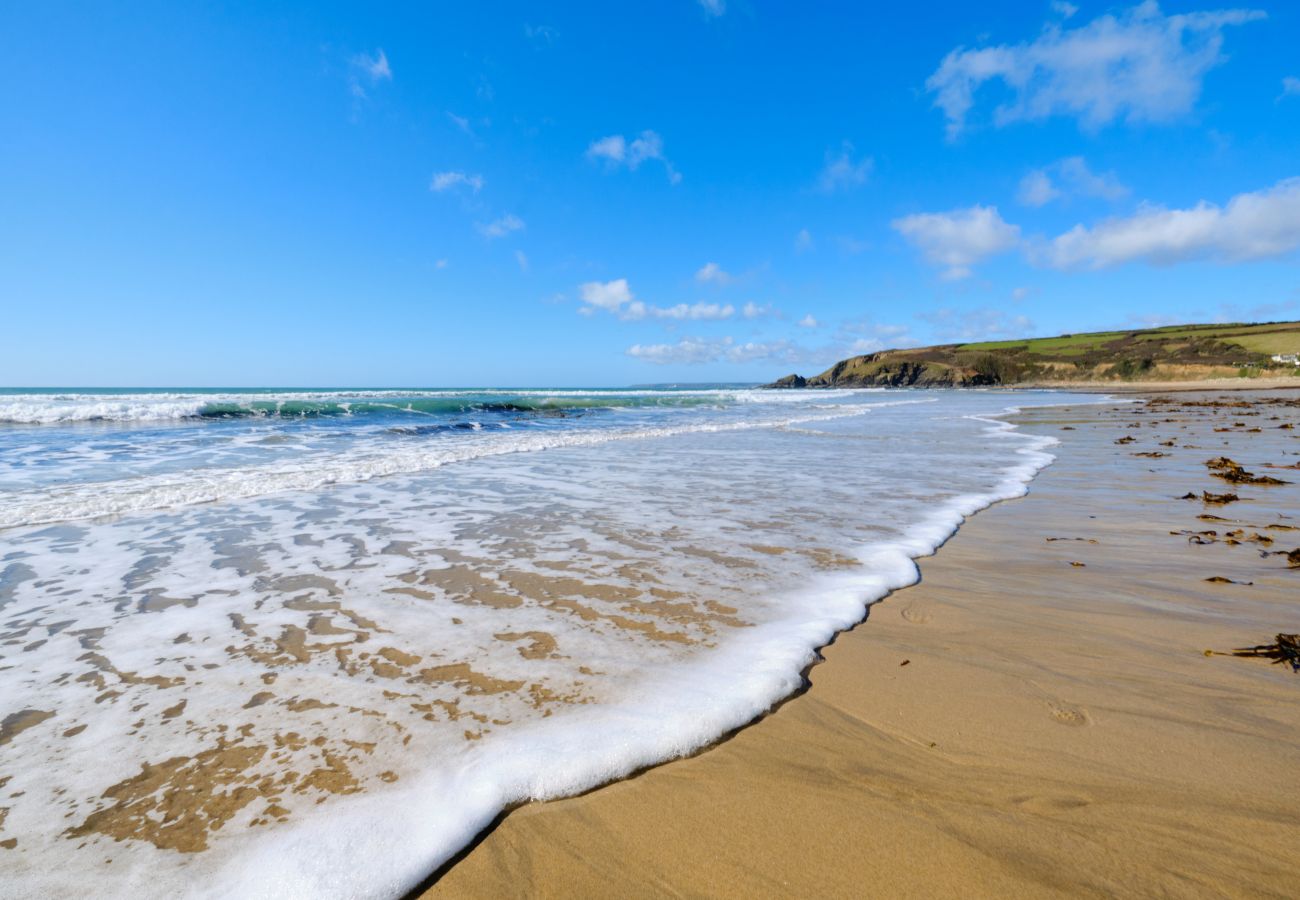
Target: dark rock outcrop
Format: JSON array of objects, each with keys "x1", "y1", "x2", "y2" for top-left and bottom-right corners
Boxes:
[{"x1": 764, "y1": 373, "x2": 807, "y2": 389}]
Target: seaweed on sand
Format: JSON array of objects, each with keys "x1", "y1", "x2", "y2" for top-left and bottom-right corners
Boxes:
[
  {"x1": 1228, "y1": 634, "x2": 1300, "y2": 673},
  {"x1": 1200, "y1": 492, "x2": 1240, "y2": 505},
  {"x1": 1205, "y1": 457, "x2": 1290, "y2": 486}
]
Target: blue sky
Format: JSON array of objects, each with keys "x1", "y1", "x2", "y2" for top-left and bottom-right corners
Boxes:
[{"x1": 2, "y1": 1, "x2": 1299, "y2": 386}]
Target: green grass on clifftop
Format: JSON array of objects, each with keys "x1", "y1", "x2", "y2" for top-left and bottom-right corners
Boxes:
[{"x1": 768, "y1": 320, "x2": 1300, "y2": 388}]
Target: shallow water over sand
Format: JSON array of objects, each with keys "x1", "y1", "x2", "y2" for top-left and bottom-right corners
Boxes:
[{"x1": 0, "y1": 387, "x2": 1094, "y2": 897}]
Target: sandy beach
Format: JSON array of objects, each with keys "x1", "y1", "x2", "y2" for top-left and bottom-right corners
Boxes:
[{"x1": 426, "y1": 390, "x2": 1300, "y2": 898}]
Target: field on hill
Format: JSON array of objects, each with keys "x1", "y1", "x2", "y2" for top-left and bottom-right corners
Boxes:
[{"x1": 769, "y1": 320, "x2": 1300, "y2": 389}]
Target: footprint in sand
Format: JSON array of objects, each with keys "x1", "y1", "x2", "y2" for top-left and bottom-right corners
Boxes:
[
  {"x1": 1047, "y1": 702, "x2": 1090, "y2": 727},
  {"x1": 900, "y1": 604, "x2": 932, "y2": 624}
]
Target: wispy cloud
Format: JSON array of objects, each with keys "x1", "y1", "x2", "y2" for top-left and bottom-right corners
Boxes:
[
  {"x1": 794, "y1": 228, "x2": 814, "y2": 253},
  {"x1": 927, "y1": 3, "x2": 1265, "y2": 138},
  {"x1": 447, "y1": 112, "x2": 476, "y2": 138},
  {"x1": 1018, "y1": 156, "x2": 1129, "y2": 207},
  {"x1": 430, "y1": 171, "x2": 484, "y2": 194},
  {"x1": 797, "y1": 314, "x2": 819, "y2": 328},
  {"x1": 586, "y1": 131, "x2": 681, "y2": 185},
  {"x1": 354, "y1": 49, "x2": 391, "y2": 82},
  {"x1": 817, "y1": 142, "x2": 873, "y2": 193},
  {"x1": 694, "y1": 262, "x2": 733, "y2": 285},
  {"x1": 698, "y1": 0, "x2": 726, "y2": 18},
  {"x1": 917, "y1": 308, "x2": 1036, "y2": 342},
  {"x1": 832, "y1": 320, "x2": 918, "y2": 355},
  {"x1": 627, "y1": 337, "x2": 801, "y2": 365},
  {"x1": 635, "y1": 302, "x2": 735, "y2": 321},
  {"x1": 626, "y1": 318, "x2": 920, "y2": 368},
  {"x1": 349, "y1": 48, "x2": 392, "y2": 101},
  {"x1": 892, "y1": 205, "x2": 1021, "y2": 279},
  {"x1": 1280, "y1": 76, "x2": 1300, "y2": 101},
  {"x1": 477, "y1": 214, "x2": 525, "y2": 239},
  {"x1": 524, "y1": 23, "x2": 558, "y2": 43},
  {"x1": 515, "y1": 250, "x2": 529, "y2": 272},
  {"x1": 1039, "y1": 176, "x2": 1300, "y2": 269},
  {"x1": 743, "y1": 302, "x2": 775, "y2": 319}
]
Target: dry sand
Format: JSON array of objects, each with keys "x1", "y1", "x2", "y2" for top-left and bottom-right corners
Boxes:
[{"x1": 424, "y1": 391, "x2": 1300, "y2": 899}]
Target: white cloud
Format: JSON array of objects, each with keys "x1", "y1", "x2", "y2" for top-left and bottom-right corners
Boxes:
[
  {"x1": 524, "y1": 23, "x2": 558, "y2": 43},
  {"x1": 828, "y1": 320, "x2": 917, "y2": 357},
  {"x1": 742, "y1": 302, "x2": 774, "y2": 319},
  {"x1": 817, "y1": 142, "x2": 873, "y2": 193},
  {"x1": 837, "y1": 236, "x2": 871, "y2": 255},
  {"x1": 698, "y1": 0, "x2": 726, "y2": 17},
  {"x1": 627, "y1": 336, "x2": 800, "y2": 366},
  {"x1": 354, "y1": 49, "x2": 391, "y2": 82},
  {"x1": 874, "y1": 323, "x2": 912, "y2": 340},
  {"x1": 348, "y1": 49, "x2": 392, "y2": 102},
  {"x1": 578, "y1": 279, "x2": 734, "y2": 321},
  {"x1": 515, "y1": 250, "x2": 529, "y2": 272},
  {"x1": 1011, "y1": 286, "x2": 1031, "y2": 301},
  {"x1": 579, "y1": 279, "x2": 634, "y2": 313},
  {"x1": 918, "y1": 308, "x2": 1036, "y2": 342},
  {"x1": 447, "y1": 112, "x2": 476, "y2": 139},
  {"x1": 628, "y1": 338, "x2": 725, "y2": 364},
  {"x1": 927, "y1": 2, "x2": 1265, "y2": 138},
  {"x1": 1019, "y1": 156, "x2": 1128, "y2": 206},
  {"x1": 798, "y1": 314, "x2": 819, "y2": 328},
  {"x1": 435, "y1": 258, "x2": 449, "y2": 269},
  {"x1": 1019, "y1": 169, "x2": 1059, "y2": 207},
  {"x1": 892, "y1": 205, "x2": 1021, "y2": 279},
  {"x1": 794, "y1": 228, "x2": 814, "y2": 253},
  {"x1": 644, "y1": 302, "x2": 735, "y2": 321},
  {"x1": 430, "y1": 171, "x2": 484, "y2": 193},
  {"x1": 1281, "y1": 76, "x2": 1300, "y2": 99},
  {"x1": 586, "y1": 130, "x2": 681, "y2": 184},
  {"x1": 476, "y1": 214, "x2": 525, "y2": 239},
  {"x1": 694, "y1": 262, "x2": 733, "y2": 285},
  {"x1": 1041, "y1": 176, "x2": 1300, "y2": 269},
  {"x1": 1052, "y1": 1, "x2": 1079, "y2": 17}
]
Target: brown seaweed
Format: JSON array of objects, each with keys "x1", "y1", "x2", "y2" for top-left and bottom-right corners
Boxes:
[
  {"x1": 1200, "y1": 491, "x2": 1239, "y2": 505},
  {"x1": 1205, "y1": 457, "x2": 1289, "y2": 486},
  {"x1": 1225, "y1": 634, "x2": 1300, "y2": 673}
]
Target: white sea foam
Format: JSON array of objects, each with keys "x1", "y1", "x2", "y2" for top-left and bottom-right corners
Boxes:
[
  {"x1": 0, "y1": 388, "x2": 886, "y2": 424},
  {"x1": 0, "y1": 402, "x2": 910, "y2": 529},
  {"x1": 0, "y1": 390, "x2": 1095, "y2": 899},
  {"x1": 224, "y1": 406, "x2": 1062, "y2": 898}
]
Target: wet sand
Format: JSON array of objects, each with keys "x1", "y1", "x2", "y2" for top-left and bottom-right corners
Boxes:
[
  {"x1": 1023, "y1": 375, "x2": 1300, "y2": 392},
  {"x1": 425, "y1": 391, "x2": 1300, "y2": 898}
]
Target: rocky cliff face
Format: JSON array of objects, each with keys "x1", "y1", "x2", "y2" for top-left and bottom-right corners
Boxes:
[{"x1": 765, "y1": 352, "x2": 994, "y2": 389}]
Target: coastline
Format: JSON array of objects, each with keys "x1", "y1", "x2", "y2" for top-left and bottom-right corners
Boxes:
[
  {"x1": 425, "y1": 390, "x2": 1300, "y2": 897},
  {"x1": 1016, "y1": 376, "x2": 1300, "y2": 393}
]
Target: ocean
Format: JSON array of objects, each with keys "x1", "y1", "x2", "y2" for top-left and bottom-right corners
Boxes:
[{"x1": 0, "y1": 386, "x2": 1096, "y2": 897}]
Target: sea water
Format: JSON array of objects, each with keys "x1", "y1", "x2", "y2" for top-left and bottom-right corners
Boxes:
[{"x1": 0, "y1": 386, "x2": 1095, "y2": 897}]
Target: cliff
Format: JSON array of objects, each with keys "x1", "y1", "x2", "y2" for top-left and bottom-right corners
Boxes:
[{"x1": 766, "y1": 320, "x2": 1300, "y2": 388}]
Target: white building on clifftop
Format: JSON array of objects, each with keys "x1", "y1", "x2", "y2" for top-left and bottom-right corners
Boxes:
[{"x1": 1272, "y1": 353, "x2": 1300, "y2": 365}]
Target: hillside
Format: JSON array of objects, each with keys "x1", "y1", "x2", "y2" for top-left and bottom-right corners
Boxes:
[{"x1": 766, "y1": 320, "x2": 1300, "y2": 389}]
